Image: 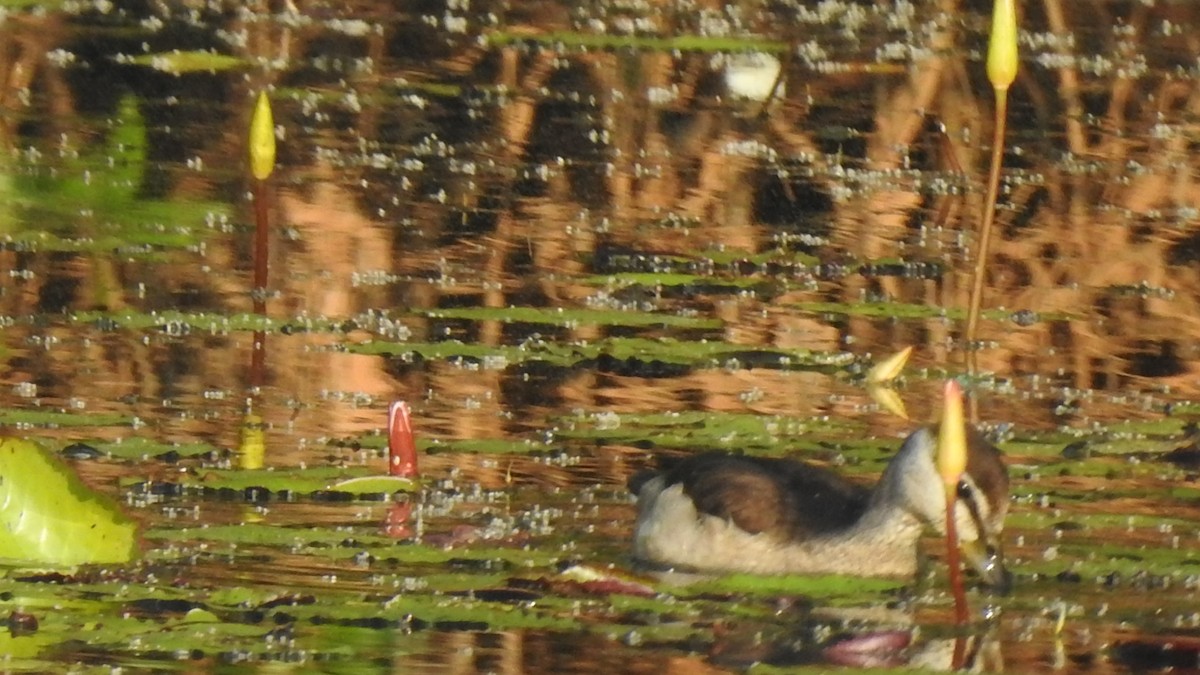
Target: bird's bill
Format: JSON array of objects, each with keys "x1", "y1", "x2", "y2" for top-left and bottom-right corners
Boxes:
[{"x1": 960, "y1": 537, "x2": 1012, "y2": 593}]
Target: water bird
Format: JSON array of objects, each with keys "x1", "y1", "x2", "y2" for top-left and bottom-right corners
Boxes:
[{"x1": 629, "y1": 393, "x2": 1010, "y2": 586}]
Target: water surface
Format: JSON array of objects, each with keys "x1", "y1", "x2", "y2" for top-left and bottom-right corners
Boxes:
[{"x1": 2, "y1": 0, "x2": 1200, "y2": 671}]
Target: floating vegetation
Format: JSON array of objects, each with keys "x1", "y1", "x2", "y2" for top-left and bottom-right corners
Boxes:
[
  {"x1": 84, "y1": 437, "x2": 224, "y2": 461},
  {"x1": 349, "y1": 336, "x2": 849, "y2": 373},
  {"x1": 555, "y1": 409, "x2": 872, "y2": 459},
  {"x1": 0, "y1": 408, "x2": 132, "y2": 429},
  {"x1": 580, "y1": 272, "x2": 765, "y2": 290},
  {"x1": 417, "y1": 306, "x2": 722, "y2": 329},
  {"x1": 72, "y1": 309, "x2": 278, "y2": 333},
  {"x1": 128, "y1": 51, "x2": 247, "y2": 75},
  {"x1": 677, "y1": 573, "x2": 905, "y2": 603},
  {"x1": 125, "y1": 465, "x2": 413, "y2": 498},
  {"x1": 0, "y1": 439, "x2": 138, "y2": 567},
  {"x1": 485, "y1": 31, "x2": 787, "y2": 53}
]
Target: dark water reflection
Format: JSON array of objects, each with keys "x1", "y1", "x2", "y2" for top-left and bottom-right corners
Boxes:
[{"x1": 4, "y1": 0, "x2": 1200, "y2": 671}]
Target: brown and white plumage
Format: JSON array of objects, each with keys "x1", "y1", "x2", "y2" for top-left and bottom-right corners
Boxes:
[{"x1": 630, "y1": 427, "x2": 1010, "y2": 584}]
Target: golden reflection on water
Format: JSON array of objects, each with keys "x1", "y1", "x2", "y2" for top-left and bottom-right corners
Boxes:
[{"x1": 4, "y1": 0, "x2": 1200, "y2": 671}]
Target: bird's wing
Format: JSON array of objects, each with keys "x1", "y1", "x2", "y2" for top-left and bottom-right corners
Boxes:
[{"x1": 660, "y1": 453, "x2": 870, "y2": 539}]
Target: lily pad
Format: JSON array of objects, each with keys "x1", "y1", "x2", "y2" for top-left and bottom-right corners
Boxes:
[
  {"x1": 554, "y1": 410, "x2": 868, "y2": 456},
  {"x1": 581, "y1": 272, "x2": 763, "y2": 288},
  {"x1": 486, "y1": 31, "x2": 787, "y2": 53},
  {"x1": 0, "y1": 408, "x2": 132, "y2": 428},
  {"x1": 327, "y1": 475, "x2": 419, "y2": 493},
  {"x1": 129, "y1": 51, "x2": 247, "y2": 74},
  {"x1": 679, "y1": 572, "x2": 906, "y2": 600},
  {"x1": 126, "y1": 465, "x2": 407, "y2": 497},
  {"x1": 418, "y1": 306, "x2": 721, "y2": 329},
  {"x1": 348, "y1": 336, "x2": 847, "y2": 372},
  {"x1": 0, "y1": 438, "x2": 138, "y2": 567}
]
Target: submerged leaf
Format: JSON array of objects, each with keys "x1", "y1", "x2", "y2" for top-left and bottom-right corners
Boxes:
[{"x1": 0, "y1": 438, "x2": 138, "y2": 567}]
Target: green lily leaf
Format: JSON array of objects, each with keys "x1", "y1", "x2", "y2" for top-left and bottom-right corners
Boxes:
[
  {"x1": 130, "y1": 50, "x2": 248, "y2": 74},
  {"x1": 0, "y1": 438, "x2": 139, "y2": 567},
  {"x1": 327, "y1": 475, "x2": 419, "y2": 493}
]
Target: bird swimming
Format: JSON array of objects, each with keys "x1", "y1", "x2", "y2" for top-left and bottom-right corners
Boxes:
[{"x1": 629, "y1": 399, "x2": 1010, "y2": 586}]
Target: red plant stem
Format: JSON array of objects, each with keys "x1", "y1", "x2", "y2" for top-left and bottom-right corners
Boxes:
[
  {"x1": 249, "y1": 329, "x2": 266, "y2": 387},
  {"x1": 945, "y1": 492, "x2": 969, "y2": 624},
  {"x1": 252, "y1": 180, "x2": 270, "y2": 311},
  {"x1": 249, "y1": 180, "x2": 270, "y2": 388},
  {"x1": 388, "y1": 401, "x2": 419, "y2": 478}
]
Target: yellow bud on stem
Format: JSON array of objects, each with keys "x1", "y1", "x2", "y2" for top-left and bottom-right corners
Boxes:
[
  {"x1": 938, "y1": 379, "x2": 967, "y2": 492},
  {"x1": 938, "y1": 379, "x2": 971, "y2": 632},
  {"x1": 249, "y1": 91, "x2": 276, "y2": 181},
  {"x1": 239, "y1": 412, "x2": 266, "y2": 470},
  {"x1": 987, "y1": 0, "x2": 1019, "y2": 91}
]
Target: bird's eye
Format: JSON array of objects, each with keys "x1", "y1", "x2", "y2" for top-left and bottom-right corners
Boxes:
[{"x1": 957, "y1": 481, "x2": 973, "y2": 499}]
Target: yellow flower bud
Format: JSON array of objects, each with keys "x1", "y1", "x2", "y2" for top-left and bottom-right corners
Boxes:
[
  {"x1": 937, "y1": 380, "x2": 967, "y2": 490},
  {"x1": 987, "y1": 0, "x2": 1019, "y2": 90},
  {"x1": 239, "y1": 412, "x2": 266, "y2": 470},
  {"x1": 249, "y1": 91, "x2": 276, "y2": 180}
]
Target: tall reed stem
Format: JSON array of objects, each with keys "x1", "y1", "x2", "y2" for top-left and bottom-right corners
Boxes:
[{"x1": 965, "y1": 93, "x2": 1008, "y2": 421}]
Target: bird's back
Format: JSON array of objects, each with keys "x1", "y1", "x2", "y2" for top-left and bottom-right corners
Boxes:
[{"x1": 636, "y1": 452, "x2": 871, "y2": 541}]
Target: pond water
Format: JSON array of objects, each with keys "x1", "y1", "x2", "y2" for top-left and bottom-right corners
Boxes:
[{"x1": 2, "y1": 0, "x2": 1200, "y2": 671}]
